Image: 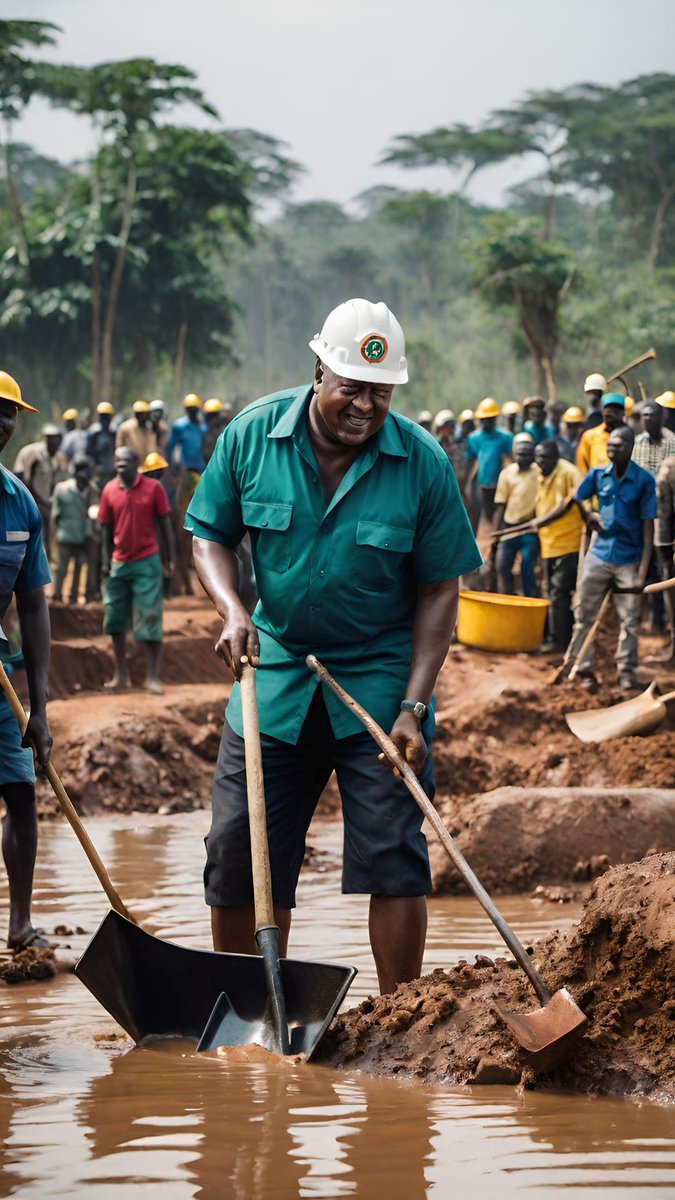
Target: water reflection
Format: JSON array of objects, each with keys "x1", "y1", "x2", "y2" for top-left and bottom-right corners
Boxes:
[{"x1": 0, "y1": 813, "x2": 674, "y2": 1199}]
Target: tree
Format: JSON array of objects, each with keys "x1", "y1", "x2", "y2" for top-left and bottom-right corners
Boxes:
[
  {"x1": 0, "y1": 19, "x2": 60, "y2": 269},
  {"x1": 469, "y1": 216, "x2": 574, "y2": 401},
  {"x1": 383, "y1": 125, "x2": 530, "y2": 197},
  {"x1": 41, "y1": 57, "x2": 218, "y2": 404}
]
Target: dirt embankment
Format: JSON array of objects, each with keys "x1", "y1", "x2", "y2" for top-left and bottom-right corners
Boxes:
[{"x1": 318, "y1": 852, "x2": 675, "y2": 1104}]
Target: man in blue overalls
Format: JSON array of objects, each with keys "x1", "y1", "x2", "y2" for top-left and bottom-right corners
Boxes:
[{"x1": 0, "y1": 371, "x2": 53, "y2": 951}]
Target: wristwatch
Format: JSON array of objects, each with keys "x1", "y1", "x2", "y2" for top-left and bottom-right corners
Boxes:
[{"x1": 400, "y1": 699, "x2": 429, "y2": 722}]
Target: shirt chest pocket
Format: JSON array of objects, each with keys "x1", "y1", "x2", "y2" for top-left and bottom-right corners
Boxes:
[
  {"x1": 243, "y1": 501, "x2": 293, "y2": 574},
  {"x1": 351, "y1": 521, "x2": 414, "y2": 592},
  {"x1": 0, "y1": 543, "x2": 27, "y2": 618},
  {"x1": 597, "y1": 479, "x2": 615, "y2": 526}
]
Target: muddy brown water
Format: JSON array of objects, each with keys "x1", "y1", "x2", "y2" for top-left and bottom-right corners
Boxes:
[{"x1": 1, "y1": 813, "x2": 674, "y2": 1199}]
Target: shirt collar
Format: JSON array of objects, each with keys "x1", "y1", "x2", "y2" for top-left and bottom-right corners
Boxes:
[
  {"x1": 268, "y1": 385, "x2": 408, "y2": 458},
  {"x1": 601, "y1": 459, "x2": 639, "y2": 481},
  {"x1": 0, "y1": 467, "x2": 16, "y2": 494}
]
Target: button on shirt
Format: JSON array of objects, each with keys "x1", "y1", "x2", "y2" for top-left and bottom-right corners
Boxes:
[
  {"x1": 186, "y1": 385, "x2": 482, "y2": 744},
  {"x1": 0, "y1": 467, "x2": 51, "y2": 633},
  {"x1": 535, "y1": 459, "x2": 584, "y2": 559},
  {"x1": 576, "y1": 461, "x2": 657, "y2": 565},
  {"x1": 494, "y1": 462, "x2": 540, "y2": 524},
  {"x1": 167, "y1": 416, "x2": 206, "y2": 473},
  {"x1": 465, "y1": 428, "x2": 513, "y2": 487},
  {"x1": 98, "y1": 474, "x2": 171, "y2": 562}
]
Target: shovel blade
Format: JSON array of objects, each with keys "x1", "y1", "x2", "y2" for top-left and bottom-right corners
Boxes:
[
  {"x1": 75, "y1": 910, "x2": 356, "y2": 1058},
  {"x1": 566, "y1": 684, "x2": 666, "y2": 743},
  {"x1": 197, "y1": 990, "x2": 330, "y2": 1057},
  {"x1": 495, "y1": 987, "x2": 587, "y2": 1072}
]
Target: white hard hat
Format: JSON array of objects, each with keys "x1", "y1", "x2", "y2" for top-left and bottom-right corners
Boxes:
[
  {"x1": 433, "y1": 409, "x2": 455, "y2": 431},
  {"x1": 149, "y1": 398, "x2": 165, "y2": 412},
  {"x1": 584, "y1": 373, "x2": 607, "y2": 393},
  {"x1": 309, "y1": 298, "x2": 408, "y2": 385}
]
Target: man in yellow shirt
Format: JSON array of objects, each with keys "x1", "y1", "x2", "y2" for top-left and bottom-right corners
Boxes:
[
  {"x1": 493, "y1": 433, "x2": 540, "y2": 596},
  {"x1": 576, "y1": 393, "x2": 625, "y2": 474},
  {"x1": 533, "y1": 441, "x2": 585, "y2": 651}
]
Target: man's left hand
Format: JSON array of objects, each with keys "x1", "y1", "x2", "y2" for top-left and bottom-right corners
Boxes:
[
  {"x1": 23, "y1": 713, "x2": 53, "y2": 767},
  {"x1": 379, "y1": 711, "x2": 428, "y2": 777}
]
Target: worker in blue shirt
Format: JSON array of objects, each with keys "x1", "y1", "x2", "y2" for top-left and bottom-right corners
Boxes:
[
  {"x1": 522, "y1": 396, "x2": 557, "y2": 444},
  {"x1": 567, "y1": 425, "x2": 656, "y2": 689},
  {"x1": 187, "y1": 298, "x2": 482, "y2": 995},
  {"x1": 465, "y1": 397, "x2": 513, "y2": 526},
  {"x1": 0, "y1": 371, "x2": 53, "y2": 951},
  {"x1": 167, "y1": 393, "x2": 207, "y2": 595}
]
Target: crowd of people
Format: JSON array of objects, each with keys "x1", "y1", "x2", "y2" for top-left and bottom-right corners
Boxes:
[
  {"x1": 424, "y1": 379, "x2": 675, "y2": 687},
  {"x1": 10, "y1": 391, "x2": 234, "y2": 695}
]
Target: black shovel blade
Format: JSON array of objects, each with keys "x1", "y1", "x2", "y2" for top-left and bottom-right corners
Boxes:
[
  {"x1": 75, "y1": 911, "x2": 356, "y2": 1057},
  {"x1": 197, "y1": 989, "x2": 334, "y2": 1058}
]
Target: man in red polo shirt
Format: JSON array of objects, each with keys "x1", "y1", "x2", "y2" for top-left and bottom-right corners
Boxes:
[{"x1": 98, "y1": 446, "x2": 174, "y2": 693}]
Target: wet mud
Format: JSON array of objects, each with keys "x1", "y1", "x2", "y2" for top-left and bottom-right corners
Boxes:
[{"x1": 319, "y1": 852, "x2": 675, "y2": 1105}]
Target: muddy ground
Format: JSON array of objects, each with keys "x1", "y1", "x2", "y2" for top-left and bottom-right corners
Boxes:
[
  {"x1": 36, "y1": 595, "x2": 675, "y2": 894},
  {"x1": 318, "y1": 852, "x2": 675, "y2": 1104}
]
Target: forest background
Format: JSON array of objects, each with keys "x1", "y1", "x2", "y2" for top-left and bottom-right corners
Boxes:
[{"x1": 1, "y1": 17, "x2": 675, "y2": 441}]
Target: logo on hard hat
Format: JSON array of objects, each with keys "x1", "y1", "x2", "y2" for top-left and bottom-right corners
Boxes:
[{"x1": 360, "y1": 334, "x2": 388, "y2": 364}]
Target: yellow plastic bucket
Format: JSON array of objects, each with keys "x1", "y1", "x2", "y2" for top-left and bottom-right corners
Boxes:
[{"x1": 457, "y1": 590, "x2": 550, "y2": 653}]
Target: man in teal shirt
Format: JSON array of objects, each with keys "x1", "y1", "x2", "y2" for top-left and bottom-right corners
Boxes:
[{"x1": 187, "y1": 298, "x2": 481, "y2": 993}]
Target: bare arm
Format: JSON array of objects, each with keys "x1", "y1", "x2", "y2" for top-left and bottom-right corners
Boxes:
[
  {"x1": 157, "y1": 513, "x2": 175, "y2": 576},
  {"x1": 192, "y1": 536, "x2": 259, "y2": 678},
  {"x1": 638, "y1": 519, "x2": 654, "y2": 587},
  {"x1": 382, "y1": 579, "x2": 459, "y2": 775},
  {"x1": 16, "y1": 586, "x2": 52, "y2": 765},
  {"x1": 100, "y1": 523, "x2": 113, "y2": 575}
]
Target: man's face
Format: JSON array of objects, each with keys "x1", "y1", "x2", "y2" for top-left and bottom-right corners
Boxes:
[
  {"x1": 535, "y1": 444, "x2": 558, "y2": 477},
  {"x1": 564, "y1": 421, "x2": 582, "y2": 443},
  {"x1": 438, "y1": 421, "x2": 454, "y2": 440},
  {"x1": 100, "y1": 413, "x2": 112, "y2": 430},
  {"x1": 150, "y1": 410, "x2": 164, "y2": 430},
  {"x1": 312, "y1": 362, "x2": 393, "y2": 448},
  {"x1": 527, "y1": 404, "x2": 546, "y2": 426},
  {"x1": 514, "y1": 441, "x2": 535, "y2": 470},
  {"x1": 0, "y1": 400, "x2": 18, "y2": 455},
  {"x1": 135, "y1": 412, "x2": 151, "y2": 428},
  {"x1": 642, "y1": 404, "x2": 662, "y2": 439},
  {"x1": 46, "y1": 433, "x2": 62, "y2": 457},
  {"x1": 115, "y1": 449, "x2": 138, "y2": 486},
  {"x1": 187, "y1": 407, "x2": 201, "y2": 423},
  {"x1": 607, "y1": 432, "x2": 632, "y2": 469},
  {"x1": 74, "y1": 465, "x2": 90, "y2": 489},
  {"x1": 603, "y1": 405, "x2": 625, "y2": 432},
  {"x1": 481, "y1": 416, "x2": 497, "y2": 433}
]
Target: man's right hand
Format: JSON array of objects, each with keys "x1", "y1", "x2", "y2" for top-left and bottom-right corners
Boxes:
[{"x1": 215, "y1": 607, "x2": 260, "y2": 679}]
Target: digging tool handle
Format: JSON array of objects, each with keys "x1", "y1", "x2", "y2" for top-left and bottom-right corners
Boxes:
[
  {"x1": 644, "y1": 576, "x2": 675, "y2": 595},
  {"x1": 0, "y1": 662, "x2": 134, "y2": 922},
  {"x1": 567, "y1": 590, "x2": 612, "y2": 682},
  {"x1": 240, "y1": 660, "x2": 275, "y2": 930},
  {"x1": 307, "y1": 655, "x2": 553, "y2": 1007}
]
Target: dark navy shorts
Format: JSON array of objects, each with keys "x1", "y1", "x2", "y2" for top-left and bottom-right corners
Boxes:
[{"x1": 204, "y1": 689, "x2": 434, "y2": 908}]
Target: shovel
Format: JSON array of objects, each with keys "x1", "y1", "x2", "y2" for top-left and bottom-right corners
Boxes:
[
  {"x1": 307, "y1": 655, "x2": 587, "y2": 1071},
  {"x1": 566, "y1": 682, "x2": 675, "y2": 743},
  {"x1": 197, "y1": 659, "x2": 357, "y2": 1057}
]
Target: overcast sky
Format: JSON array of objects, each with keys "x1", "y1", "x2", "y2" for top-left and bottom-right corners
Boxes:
[{"x1": 6, "y1": 0, "x2": 675, "y2": 209}]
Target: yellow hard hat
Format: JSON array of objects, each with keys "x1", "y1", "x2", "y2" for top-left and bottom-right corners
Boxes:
[
  {"x1": 141, "y1": 451, "x2": 169, "y2": 473},
  {"x1": 656, "y1": 391, "x2": 675, "y2": 411},
  {"x1": 624, "y1": 395, "x2": 636, "y2": 416},
  {"x1": 97, "y1": 401, "x2": 114, "y2": 415},
  {"x1": 204, "y1": 397, "x2": 223, "y2": 414},
  {"x1": 475, "y1": 397, "x2": 500, "y2": 420},
  {"x1": 133, "y1": 399, "x2": 150, "y2": 414},
  {"x1": 563, "y1": 406, "x2": 585, "y2": 424},
  {"x1": 183, "y1": 392, "x2": 202, "y2": 409},
  {"x1": 0, "y1": 370, "x2": 39, "y2": 414},
  {"x1": 62, "y1": 408, "x2": 79, "y2": 422},
  {"x1": 458, "y1": 408, "x2": 474, "y2": 422},
  {"x1": 501, "y1": 401, "x2": 521, "y2": 416}
]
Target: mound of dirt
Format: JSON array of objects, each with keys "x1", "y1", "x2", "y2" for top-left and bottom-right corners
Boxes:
[
  {"x1": 0, "y1": 946, "x2": 56, "y2": 984},
  {"x1": 430, "y1": 787, "x2": 675, "y2": 893},
  {"x1": 318, "y1": 853, "x2": 675, "y2": 1103}
]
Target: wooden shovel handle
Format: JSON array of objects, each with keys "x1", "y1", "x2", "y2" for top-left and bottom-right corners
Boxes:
[
  {"x1": 644, "y1": 576, "x2": 675, "y2": 595},
  {"x1": 0, "y1": 663, "x2": 134, "y2": 923},
  {"x1": 568, "y1": 590, "x2": 612, "y2": 682},
  {"x1": 306, "y1": 655, "x2": 552, "y2": 1007},
  {"x1": 240, "y1": 660, "x2": 275, "y2": 931}
]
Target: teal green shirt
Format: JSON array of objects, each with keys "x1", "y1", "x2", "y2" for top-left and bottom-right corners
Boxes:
[{"x1": 186, "y1": 386, "x2": 482, "y2": 743}]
